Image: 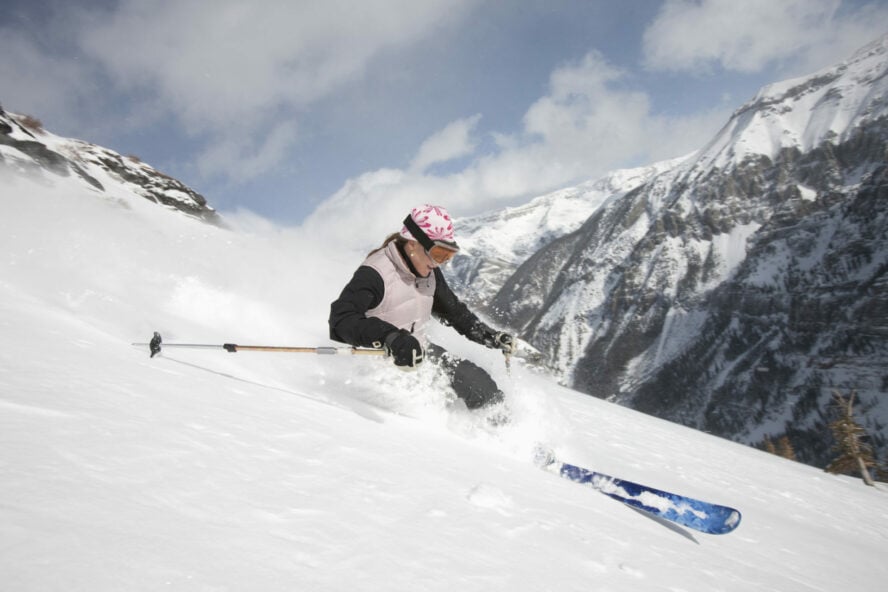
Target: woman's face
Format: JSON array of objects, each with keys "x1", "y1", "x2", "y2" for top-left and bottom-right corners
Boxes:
[{"x1": 405, "y1": 240, "x2": 437, "y2": 277}]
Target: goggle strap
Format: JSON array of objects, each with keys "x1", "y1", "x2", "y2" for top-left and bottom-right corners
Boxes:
[{"x1": 403, "y1": 215, "x2": 437, "y2": 252}]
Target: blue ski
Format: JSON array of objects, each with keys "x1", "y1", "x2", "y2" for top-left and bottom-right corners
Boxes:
[{"x1": 536, "y1": 451, "x2": 741, "y2": 535}]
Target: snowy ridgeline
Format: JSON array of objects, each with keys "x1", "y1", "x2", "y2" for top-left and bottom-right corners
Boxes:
[{"x1": 1, "y1": 171, "x2": 887, "y2": 591}]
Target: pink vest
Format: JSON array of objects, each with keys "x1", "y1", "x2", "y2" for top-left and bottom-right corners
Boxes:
[{"x1": 363, "y1": 241, "x2": 435, "y2": 343}]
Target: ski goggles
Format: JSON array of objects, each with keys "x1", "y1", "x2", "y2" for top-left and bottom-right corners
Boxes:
[
  {"x1": 403, "y1": 214, "x2": 460, "y2": 264},
  {"x1": 427, "y1": 243, "x2": 459, "y2": 264}
]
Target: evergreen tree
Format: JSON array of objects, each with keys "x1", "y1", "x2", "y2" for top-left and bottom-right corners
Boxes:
[
  {"x1": 762, "y1": 434, "x2": 797, "y2": 461},
  {"x1": 825, "y1": 391, "x2": 876, "y2": 486},
  {"x1": 776, "y1": 436, "x2": 797, "y2": 461}
]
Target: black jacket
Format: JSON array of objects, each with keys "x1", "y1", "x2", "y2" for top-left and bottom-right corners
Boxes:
[{"x1": 329, "y1": 246, "x2": 495, "y2": 349}]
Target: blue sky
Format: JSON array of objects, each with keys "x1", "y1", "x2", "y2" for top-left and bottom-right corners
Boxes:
[{"x1": 2, "y1": 0, "x2": 886, "y2": 233}]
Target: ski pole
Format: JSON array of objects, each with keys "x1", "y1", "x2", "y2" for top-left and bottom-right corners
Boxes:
[{"x1": 133, "y1": 332, "x2": 387, "y2": 359}]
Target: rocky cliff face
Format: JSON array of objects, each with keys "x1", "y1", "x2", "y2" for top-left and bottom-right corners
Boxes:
[
  {"x1": 460, "y1": 36, "x2": 888, "y2": 469},
  {"x1": 0, "y1": 107, "x2": 221, "y2": 225}
]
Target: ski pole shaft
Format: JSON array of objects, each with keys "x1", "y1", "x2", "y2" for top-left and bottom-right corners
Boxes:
[
  {"x1": 222, "y1": 344, "x2": 386, "y2": 355},
  {"x1": 132, "y1": 332, "x2": 386, "y2": 358}
]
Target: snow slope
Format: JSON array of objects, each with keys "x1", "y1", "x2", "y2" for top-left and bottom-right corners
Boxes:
[{"x1": 2, "y1": 172, "x2": 887, "y2": 591}]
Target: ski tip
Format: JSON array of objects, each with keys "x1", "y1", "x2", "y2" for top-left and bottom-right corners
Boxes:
[
  {"x1": 704, "y1": 508, "x2": 742, "y2": 535},
  {"x1": 720, "y1": 509, "x2": 742, "y2": 534},
  {"x1": 726, "y1": 509, "x2": 741, "y2": 527}
]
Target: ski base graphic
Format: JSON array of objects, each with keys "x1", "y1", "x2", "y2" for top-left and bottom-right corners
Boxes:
[{"x1": 538, "y1": 451, "x2": 741, "y2": 535}]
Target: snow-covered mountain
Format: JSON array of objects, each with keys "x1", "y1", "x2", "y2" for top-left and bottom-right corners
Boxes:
[
  {"x1": 0, "y1": 106, "x2": 220, "y2": 224},
  {"x1": 3, "y1": 134, "x2": 888, "y2": 591},
  {"x1": 449, "y1": 157, "x2": 687, "y2": 309},
  {"x1": 459, "y1": 35, "x2": 888, "y2": 470}
]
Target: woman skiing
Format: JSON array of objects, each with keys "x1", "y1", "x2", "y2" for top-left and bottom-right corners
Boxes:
[{"x1": 328, "y1": 204, "x2": 514, "y2": 412}]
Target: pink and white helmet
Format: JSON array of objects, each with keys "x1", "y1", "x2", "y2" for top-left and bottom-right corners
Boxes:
[{"x1": 400, "y1": 204, "x2": 458, "y2": 247}]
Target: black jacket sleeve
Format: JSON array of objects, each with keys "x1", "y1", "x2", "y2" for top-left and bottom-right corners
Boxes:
[
  {"x1": 329, "y1": 266, "x2": 399, "y2": 347},
  {"x1": 432, "y1": 268, "x2": 497, "y2": 348}
]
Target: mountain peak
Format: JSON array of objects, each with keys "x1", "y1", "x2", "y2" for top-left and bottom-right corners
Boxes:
[
  {"x1": 0, "y1": 106, "x2": 222, "y2": 225},
  {"x1": 695, "y1": 33, "x2": 888, "y2": 171}
]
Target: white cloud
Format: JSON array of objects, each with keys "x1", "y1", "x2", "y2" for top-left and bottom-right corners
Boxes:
[
  {"x1": 642, "y1": 0, "x2": 888, "y2": 74},
  {"x1": 2, "y1": 0, "x2": 480, "y2": 185},
  {"x1": 409, "y1": 115, "x2": 481, "y2": 173},
  {"x1": 790, "y1": 4, "x2": 888, "y2": 75},
  {"x1": 0, "y1": 30, "x2": 93, "y2": 126},
  {"x1": 459, "y1": 52, "x2": 654, "y2": 205},
  {"x1": 198, "y1": 121, "x2": 300, "y2": 182},
  {"x1": 304, "y1": 51, "x2": 726, "y2": 249},
  {"x1": 78, "y1": 0, "x2": 478, "y2": 131}
]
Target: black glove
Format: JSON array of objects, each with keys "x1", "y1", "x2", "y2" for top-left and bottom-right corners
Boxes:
[
  {"x1": 483, "y1": 329, "x2": 515, "y2": 355},
  {"x1": 494, "y1": 332, "x2": 515, "y2": 355},
  {"x1": 384, "y1": 330, "x2": 424, "y2": 368}
]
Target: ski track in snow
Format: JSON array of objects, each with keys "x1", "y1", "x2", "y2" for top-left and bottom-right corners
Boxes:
[{"x1": 1, "y1": 172, "x2": 888, "y2": 591}]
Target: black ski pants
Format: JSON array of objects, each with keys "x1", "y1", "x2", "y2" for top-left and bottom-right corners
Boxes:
[{"x1": 425, "y1": 343, "x2": 504, "y2": 410}]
